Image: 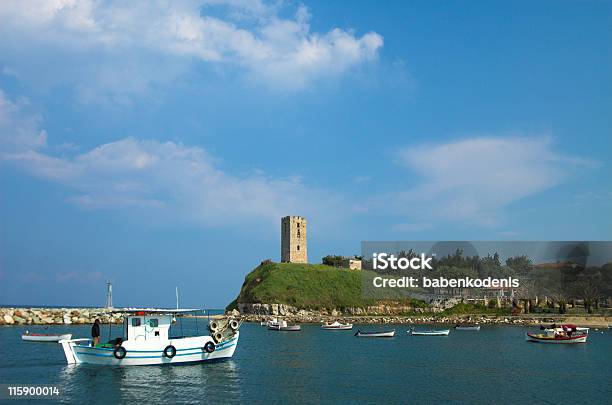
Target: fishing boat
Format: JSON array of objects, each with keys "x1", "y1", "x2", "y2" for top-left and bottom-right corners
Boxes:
[
  {"x1": 408, "y1": 329, "x2": 450, "y2": 336},
  {"x1": 454, "y1": 324, "x2": 481, "y2": 331},
  {"x1": 267, "y1": 320, "x2": 301, "y2": 331},
  {"x1": 527, "y1": 324, "x2": 588, "y2": 344},
  {"x1": 58, "y1": 308, "x2": 240, "y2": 366},
  {"x1": 321, "y1": 321, "x2": 353, "y2": 330},
  {"x1": 354, "y1": 329, "x2": 395, "y2": 337},
  {"x1": 22, "y1": 331, "x2": 72, "y2": 342},
  {"x1": 261, "y1": 317, "x2": 278, "y2": 327}
]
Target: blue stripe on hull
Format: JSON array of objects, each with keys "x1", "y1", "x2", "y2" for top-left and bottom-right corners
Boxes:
[{"x1": 75, "y1": 343, "x2": 236, "y2": 359}]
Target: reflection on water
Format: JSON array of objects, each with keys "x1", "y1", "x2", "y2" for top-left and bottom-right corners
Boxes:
[{"x1": 59, "y1": 360, "x2": 241, "y2": 404}]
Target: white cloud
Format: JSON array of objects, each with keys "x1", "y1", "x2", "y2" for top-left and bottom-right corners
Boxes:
[
  {"x1": 0, "y1": 89, "x2": 342, "y2": 226},
  {"x1": 0, "y1": 0, "x2": 383, "y2": 99},
  {"x1": 389, "y1": 135, "x2": 596, "y2": 226}
]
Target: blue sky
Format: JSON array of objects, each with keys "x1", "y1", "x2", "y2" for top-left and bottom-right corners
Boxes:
[{"x1": 0, "y1": 0, "x2": 610, "y2": 308}]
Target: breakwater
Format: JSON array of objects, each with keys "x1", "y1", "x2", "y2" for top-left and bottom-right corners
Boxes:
[{"x1": 0, "y1": 308, "x2": 122, "y2": 325}]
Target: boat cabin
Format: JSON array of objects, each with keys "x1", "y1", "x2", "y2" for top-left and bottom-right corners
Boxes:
[{"x1": 124, "y1": 312, "x2": 172, "y2": 341}]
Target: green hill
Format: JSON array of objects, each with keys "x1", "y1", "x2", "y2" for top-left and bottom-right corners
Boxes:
[{"x1": 228, "y1": 262, "x2": 423, "y2": 310}]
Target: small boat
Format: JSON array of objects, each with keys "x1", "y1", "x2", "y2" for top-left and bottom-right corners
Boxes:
[
  {"x1": 526, "y1": 332, "x2": 587, "y2": 344},
  {"x1": 268, "y1": 320, "x2": 301, "y2": 331},
  {"x1": 354, "y1": 329, "x2": 395, "y2": 338},
  {"x1": 454, "y1": 324, "x2": 481, "y2": 331},
  {"x1": 528, "y1": 325, "x2": 588, "y2": 344},
  {"x1": 408, "y1": 329, "x2": 450, "y2": 336},
  {"x1": 22, "y1": 331, "x2": 72, "y2": 342},
  {"x1": 321, "y1": 321, "x2": 353, "y2": 330}
]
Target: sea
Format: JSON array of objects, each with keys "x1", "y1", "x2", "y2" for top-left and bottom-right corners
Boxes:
[{"x1": 0, "y1": 321, "x2": 610, "y2": 404}]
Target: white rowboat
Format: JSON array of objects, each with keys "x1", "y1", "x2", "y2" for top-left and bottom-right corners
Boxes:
[
  {"x1": 22, "y1": 332, "x2": 72, "y2": 342},
  {"x1": 321, "y1": 321, "x2": 353, "y2": 330},
  {"x1": 409, "y1": 329, "x2": 450, "y2": 336},
  {"x1": 454, "y1": 325, "x2": 481, "y2": 331},
  {"x1": 354, "y1": 330, "x2": 395, "y2": 338}
]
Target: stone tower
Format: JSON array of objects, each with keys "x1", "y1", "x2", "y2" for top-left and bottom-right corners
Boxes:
[{"x1": 281, "y1": 216, "x2": 307, "y2": 263}]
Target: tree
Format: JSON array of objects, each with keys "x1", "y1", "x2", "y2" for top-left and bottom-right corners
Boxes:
[
  {"x1": 575, "y1": 280, "x2": 600, "y2": 314},
  {"x1": 506, "y1": 255, "x2": 533, "y2": 276}
]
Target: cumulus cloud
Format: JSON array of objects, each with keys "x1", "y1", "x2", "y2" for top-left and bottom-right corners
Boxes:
[
  {"x1": 0, "y1": 0, "x2": 383, "y2": 99},
  {"x1": 0, "y1": 89, "x2": 341, "y2": 226},
  {"x1": 388, "y1": 136, "x2": 597, "y2": 227}
]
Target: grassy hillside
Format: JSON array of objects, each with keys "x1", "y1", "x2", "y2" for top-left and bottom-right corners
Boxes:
[{"x1": 230, "y1": 262, "x2": 421, "y2": 310}]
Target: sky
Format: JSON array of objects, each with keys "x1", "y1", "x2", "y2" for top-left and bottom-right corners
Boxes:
[{"x1": 0, "y1": 0, "x2": 610, "y2": 308}]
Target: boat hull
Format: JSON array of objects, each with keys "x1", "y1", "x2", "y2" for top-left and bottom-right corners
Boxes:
[
  {"x1": 454, "y1": 326, "x2": 480, "y2": 331},
  {"x1": 321, "y1": 325, "x2": 353, "y2": 330},
  {"x1": 409, "y1": 330, "x2": 450, "y2": 336},
  {"x1": 59, "y1": 333, "x2": 239, "y2": 366},
  {"x1": 268, "y1": 325, "x2": 301, "y2": 331},
  {"x1": 22, "y1": 333, "x2": 72, "y2": 342},
  {"x1": 355, "y1": 330, "x2": 395, "y2": 338},
  {"x1": 526, "y1": 333, "x2": 587, "y2": 344}
]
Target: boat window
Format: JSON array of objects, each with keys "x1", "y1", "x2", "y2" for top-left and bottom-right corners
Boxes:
[
  {"x1": 149, "y1": 319, "x2": 159, "y2": 327},
  {"x1": 131, "y1": 318, "x2": 141, "y2": 327}
]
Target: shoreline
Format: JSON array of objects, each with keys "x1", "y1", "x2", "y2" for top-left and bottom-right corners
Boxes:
[{"x1": 239, "y1": 314, "x2": 611, "y2": 328}]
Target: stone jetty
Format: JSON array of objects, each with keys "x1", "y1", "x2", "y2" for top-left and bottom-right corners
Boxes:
[{"x1": 0, "y1": 308, "x2": 123, "y2": 326}]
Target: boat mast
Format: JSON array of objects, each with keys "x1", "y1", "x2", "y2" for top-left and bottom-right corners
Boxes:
[{"x1": 105, "y1": 281, "x2": 113, "y2": 309}]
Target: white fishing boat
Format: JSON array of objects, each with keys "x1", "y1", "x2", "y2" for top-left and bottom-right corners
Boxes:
[
  {"x1": 408, "y1": 329, "x2": 450, "y2": 336},
  {"x1": 267, "y1": 320, "x2": 301, "y2": 331},
  {"x1": 22, "y1": 331, "x2": 72, "y2": 342},
  {"x1": 58, "y1": 309, "x2": 240, "y2": 366},
  {"x1": 454, "y1": 324, "x2": 481, "y2": 331},
  {"x1": 321, "y1": 321, "x2": 353, "y2": 330},
  {"x1": 354, "y1": 329, "x2": 395, "y2": 338}
]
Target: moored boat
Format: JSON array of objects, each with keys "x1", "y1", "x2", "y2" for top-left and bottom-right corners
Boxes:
[
  {"x1": 22, "y1": 331, "x2": 72, "y2": 342},
  {"x1": 354, "y1": 329, "x2": 395, "y2": 338},
  {"x1": 58, "y1": 308, "x2": 240, "y2": 366},
  {"x1": 409, "y1": 329, "x2": 450, "y2": 336},
  {"x1": 267, "y1": 320, "x2": 301, "y2": 331},
  {"x1": 527, "y1": 325, "x2": 587, "y2": 344},
  {"x1": 321, "y1": 321, "x2": 353, "y2": 330},
  {"x1": 526, "y1": 332, "x2": 587, "y2": 343},
  {"x1": 454, "y1": 324, "x2": 480, "y2": 331}
]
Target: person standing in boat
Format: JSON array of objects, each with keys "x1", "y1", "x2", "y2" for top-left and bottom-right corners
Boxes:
[{"x1": 91, "y1": 319, "x2": 100, "y2": 347}]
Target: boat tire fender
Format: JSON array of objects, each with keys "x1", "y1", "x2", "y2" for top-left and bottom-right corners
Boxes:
[
  {"x1": 229, "y1": 320, "x2": 239, "y2": 330},
  {"x1": 213, "y1": 332, "x2": 224, "y2": 343},
  {"x1": 204, "y1": 341, "x2": 215, "y2": 353},
  {"x1": 209, "y1": 321, "x2": 220, "y2": 332},
  {"x1": 163, "y1": 345, "x2": 176, "y2": 359},
  {"x1": 113, "y1": 346, "x2": 127, "y2": 360}
]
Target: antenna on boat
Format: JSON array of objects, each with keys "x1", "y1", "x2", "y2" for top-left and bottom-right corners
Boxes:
[
  {"x1": 175, "y1": 286, "x2": 179, "y2": 309},
  {"x1": 105, "y1": 281, "x2": 113, "y2": 309}
]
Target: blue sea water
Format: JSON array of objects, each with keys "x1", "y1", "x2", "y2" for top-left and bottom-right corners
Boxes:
[{"x1": 0, "y1": 322, "x2": 610, "y2": 404}]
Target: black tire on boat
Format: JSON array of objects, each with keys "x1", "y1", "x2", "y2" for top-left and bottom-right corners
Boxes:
[
  {"x1": 163, "y1": 345, "x2": 176, "y2": 359},
  {"x1": 203, "y1": 341, "x2": 215, "y2": 353},
  {"x1": 113, "y1": 346, "x2": 127, "y2": 360}
]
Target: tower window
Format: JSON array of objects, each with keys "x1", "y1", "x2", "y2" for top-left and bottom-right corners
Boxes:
[{"x1": 297, "y1": 245, "x2": 300, "y2": 251}]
